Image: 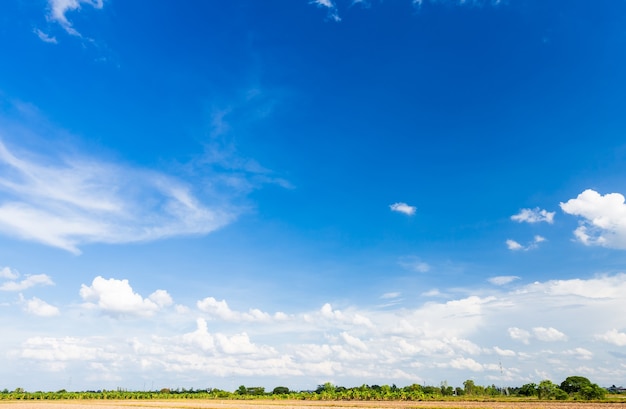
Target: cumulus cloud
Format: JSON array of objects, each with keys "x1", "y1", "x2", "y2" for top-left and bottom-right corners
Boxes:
[
  {"x1": 46, "y1": 0, "x2": 104, "y2": 37},
  {"x1": 10, "y1": 273, "x2": 626, "y2": 389},
  {"x1": 561, "y1": 189, "x2": 626, "y2": 249},
  {"x1": 340, "y1": 331, "x2": 368, "y2": 351},
  {"x1": 446, "y1": 357, "x2": 485, "y2": 372},
  {"x1": 506, "y1": 239, "x2": 523, "y2": 251},
  {"x1": 0, "y1": 140, "x2": 235, "y2": 254},
  {"x1": 0, "y1": 274, "x2": 54, "y2": 291},
  {"x1": 563, "y1": 347, "x2": 593, "y2": 360},
  {"x1": 0, "y1": 266, "x2": 19, "y2": 280},
  {"x1": 508, "y1": 327, "x2": 531, "y2": 344},
  {"x1": 493, "y1": 346, "x2": 516, "y2": 357},
  {"x1": 390, "y1": 202, "x2": 416, "y2": 216},
  {"x1": 533, "y1": 326, "x2": 567, "y2": 342},
  {"x1": 17, "y1": 336, "x2": 113, "y2": 364},
  {"x1": 595, "y1": 329, "x2": 626, "y2": 346},
  {"x1": 20, "y1": 295, "x2": 60, "y2": 317},
  {"x1": 511, "y1": 208, "x2": 555, "y2": 224},
  {"x1": 197, "y1": 297, "x2": 284, "y2": 322},
  {"x1": 506, "y1": 235, "x2": 545, "y2": 251},
  {"x1": 318, "y1": 303, "x2": 373, "y2": 327},
  {"x1": 80, "y1": 276, "x2": 172, "y2": 317},
  {"x1": 488, "y1": 275, "x2": 520, "y2": 286},
  {"x1": 518, "y1": 273, "x2": 626, "y2": 299}
]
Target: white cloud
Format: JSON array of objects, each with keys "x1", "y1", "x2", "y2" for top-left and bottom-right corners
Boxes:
[
  {"x1": 318, "y1": 303, "x2": 373, "y2": 327},
  {"x1": 508, "y1": 327, "x2": 531, "y2": 344},
  {"x1": 493, "y1": 346, "x2": 516, "y2": 357},
  {"x1": 532, "y1": 327, "x2": 567, "y2": 342},
  {"x1": 10, "y1": 273, "x2": 626, "y2": 390},
  {"x1": 149, "y1": 290, "x2": 173, "y2": 308},
  {"x1": 488, "y1": 275, "x2": 520, "y2": 286},
  {"x1": 398, "y1": 256, "x2": 430, "y2": 272},
  {"x1": 511, "y1": 207, "x2": 555, "y2": 224},
  {"x1": 563, "y1": 348, "x2": 593, "y2": 360},
  {"x1": 0, "y1": 140, "x2": 236, "y2": 254},
  {"x1": 47, "y1": 0, "x2": 104, "y2": 37},
  {"x1": 519, "y1": 273, "x2": 626, "y2": 299},
  {"x1": 311, "y1": 0, "x2": 341, "y2": 22},
  {"x1": 447, "y1": 357, "x2": 484, "y2": 372},
  {"x1": 79, "y1": 276, "x2": 171, "y2": 317},
  {"x1": 340, "y1": 331, "x2": 367, "y2": 351},
  {"x1": 421, "y1": 288, "x2": 441, "y2": 297},
  {"x1": 0, "y1": 274, "x2": 54, "y2": 291},
  {"x1": 506, "y1": 239, "x2": 523, "y2": 251},
  {"x1": 595, "y1": 329, "x2": 626, "y2": 346},
  {"x1": 215, "y1": 332, "x2": 260, "y2": 355},
  {"x1": 17, "y1": 336, "x2": 113, "y2": 363},
  {"x1": 312, "y1": 0, "x2": 504, "y2": 20},
  {"x1": 21, "y1": 295, "x2": 60, "y2": 317},
  {"x1": 390, "y1": 202, "x2": 416, "y2": 216},
  {"x1": 33, "y1": 29, "x2": 57, "y2": 44},
  {"x1": 561, "y1": 189, "x2": 626, "y2": 249},
  {"x1": 197, "y1": 297, "x2": 282, "y2": 322},
  {"x1": 197, "y1": 297, "x2": 238, "y2": 321},
  {"x1": 381, "y1": 292, "x2": 401, "y2": 299},
  {"x1": 0, "y1": 266, "x2": 19, "y2": 280},
  {"x1": 506, "y1": 235, "x2": 546, "y2": 251}
]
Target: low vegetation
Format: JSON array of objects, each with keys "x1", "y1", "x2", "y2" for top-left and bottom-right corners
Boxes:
[{"x1": 0, "y1": 376, "x2": 616, "y2": 401}]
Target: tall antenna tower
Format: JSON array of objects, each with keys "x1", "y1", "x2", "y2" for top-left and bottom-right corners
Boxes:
[{"x1": 499, "y1": 361, "x2": 509, "y2": 396}]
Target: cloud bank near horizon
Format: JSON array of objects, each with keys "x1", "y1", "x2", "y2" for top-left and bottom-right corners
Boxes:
[{"x1": 5, "y1": 271, "x2": 626, "y2": 389}]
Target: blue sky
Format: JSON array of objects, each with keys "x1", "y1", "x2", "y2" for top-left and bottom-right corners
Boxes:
[{"x1": 1, "y1": 0, "x2": 626, "y2": 392}]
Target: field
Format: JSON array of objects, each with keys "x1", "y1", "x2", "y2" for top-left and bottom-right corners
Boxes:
[{"x1": 1, "y1": 400, "x2": 625, "y2": 409}]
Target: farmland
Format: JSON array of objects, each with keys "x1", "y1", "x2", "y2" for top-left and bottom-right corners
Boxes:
[{"x1": 1, "y1": 400, "x2": 626, "y2": 409}]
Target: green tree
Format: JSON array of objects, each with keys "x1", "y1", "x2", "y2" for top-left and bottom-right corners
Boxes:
[
  {"x1": 560, "y1": 376, "x2": 592, "y2": 394},
  {"x1": 518, "y1": 383, "x2": 538, "y2": 397},
  {"x1": 577, "y1": 384, "x2": 606, "y2": 400},
  {"x1": 538, "y1": 380, "x2": 561, "y2": 399},
  {"x1": 272, "y1": 386, "x2": 290, "y2": 395},
  {"x1": 463, "y1": 379, "x2": 476, "y2": 396}
]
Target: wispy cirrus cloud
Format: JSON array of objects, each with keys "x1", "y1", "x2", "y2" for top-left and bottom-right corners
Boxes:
[
  {"x1": 0, "y1": 139, "x2": 236, "y2": 254},
  {"x1": 488, "y1": 275, "x2": 520, "y2": 286},
  {"x1": 46, "y1": 0, "x2": 104, "y2": 37},
  {"x1": 311, "y1": 0, "x2": 341, "y2": 22},
  {"x1": 398, "y1": 255, "x2": 430, "y2": 272},
  {"x1": 33, "y1": 29, "x2": 58, "y2": 44},
  {"x1": 310, "y1": 0, "x2": 505, "y2": 21}
]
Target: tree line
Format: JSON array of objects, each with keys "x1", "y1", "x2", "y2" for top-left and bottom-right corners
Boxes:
[{"x1": 0, "y1": 376, "x2": 613, "y2": 401}]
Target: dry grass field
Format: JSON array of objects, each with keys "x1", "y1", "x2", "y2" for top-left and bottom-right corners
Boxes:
[{"x1": 1, "y1": 400, "x2": 626, "y2": 409}]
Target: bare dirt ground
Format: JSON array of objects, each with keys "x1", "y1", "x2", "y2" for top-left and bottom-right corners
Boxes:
[{"x1": 1, "y1": 400, "x2": 626, "y2": 409}]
